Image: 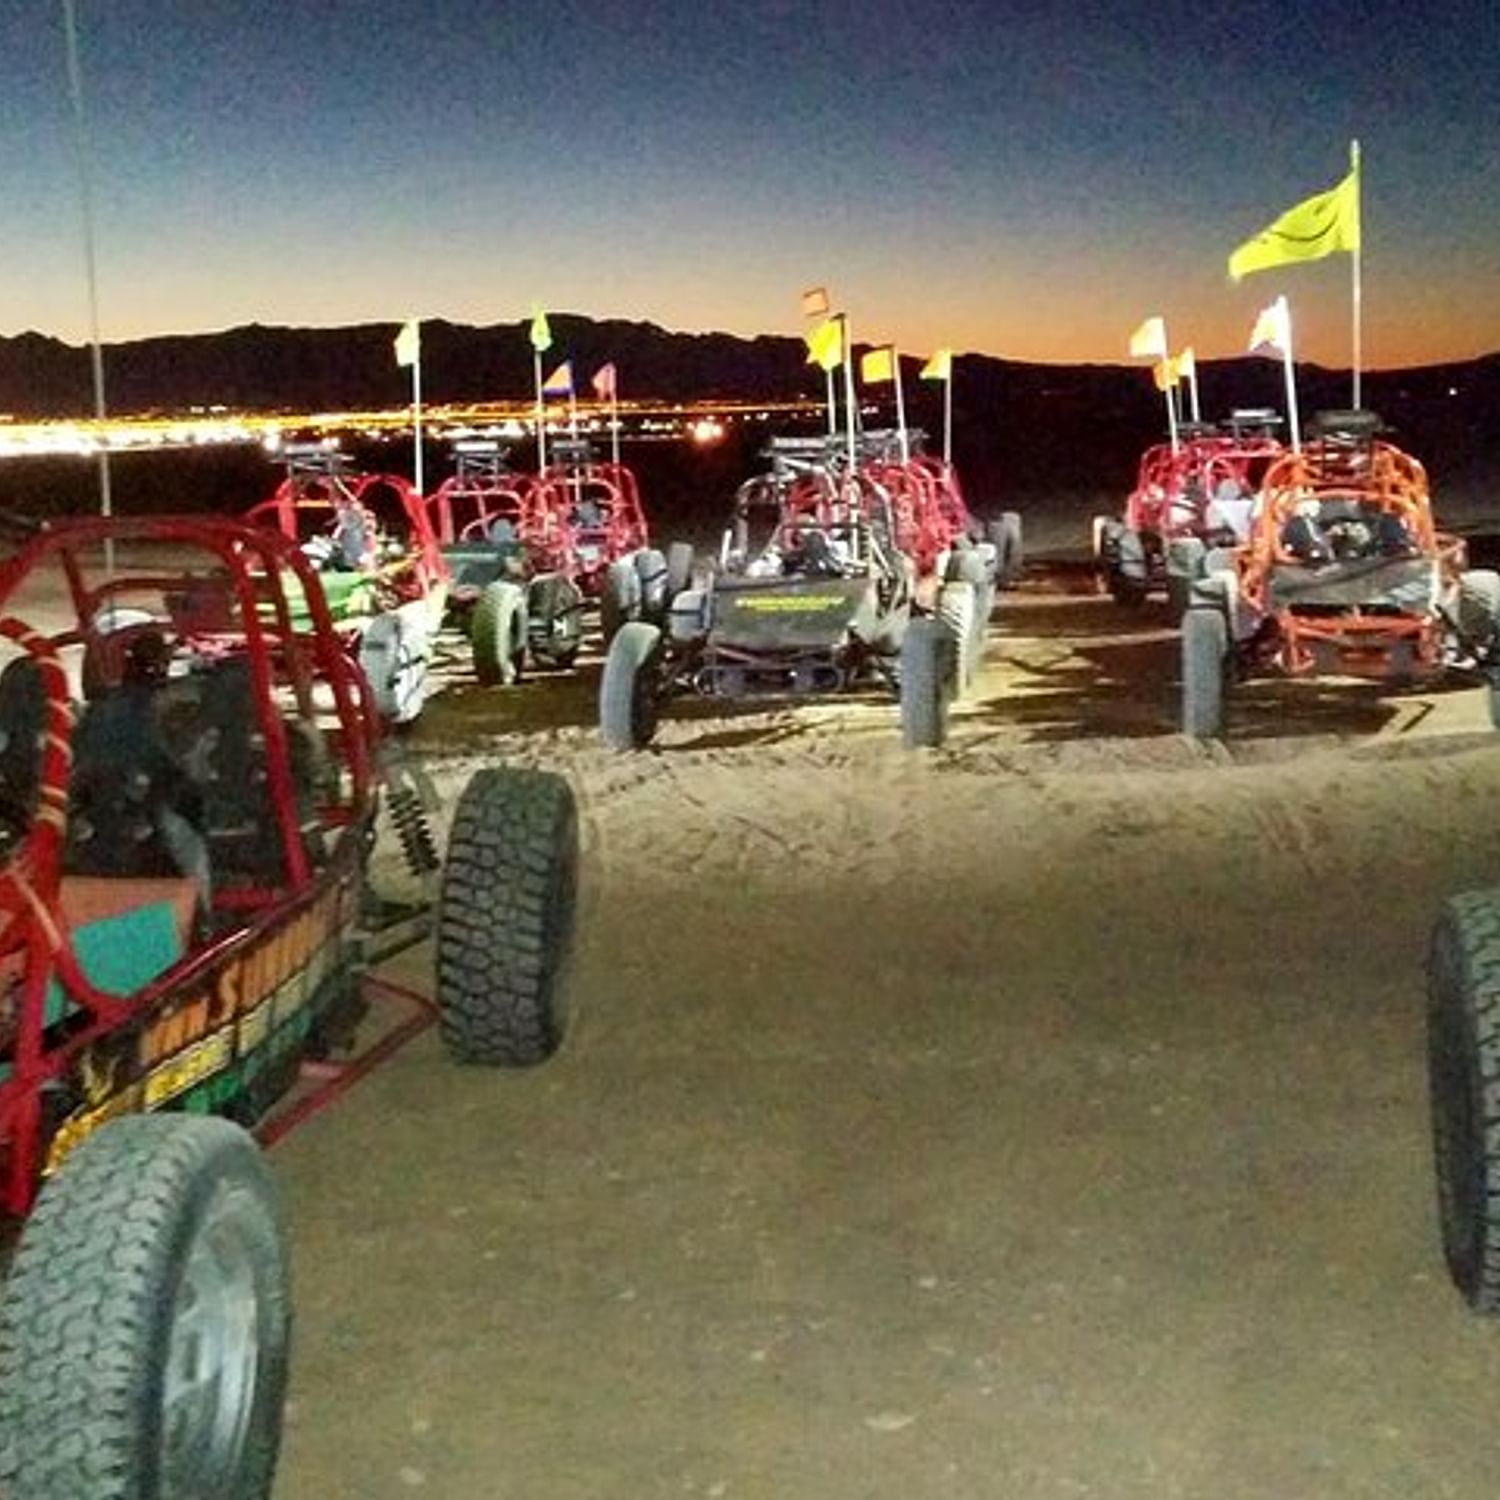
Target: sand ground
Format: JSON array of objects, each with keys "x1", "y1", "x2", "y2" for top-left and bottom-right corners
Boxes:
[{"x1": 272, "y1": 568, "x2": 1500, "y2": 1499}]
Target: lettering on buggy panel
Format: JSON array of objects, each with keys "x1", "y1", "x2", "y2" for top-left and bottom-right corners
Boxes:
[{"x1": 44, "y1": 881, "x2": 354, "y2": 1172}]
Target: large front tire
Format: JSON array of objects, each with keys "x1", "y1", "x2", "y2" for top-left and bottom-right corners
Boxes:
[
  {"x1": 900, "y1": 617, "x2": 953, "y2": 749},
  {"x1": 666, "y1": 542, "x2": 695, "y2": 599},
  {"x1": 599, "y1": 621, "x2": 663, "y2": 751},
  {"x1": 1427, "y1": 889, "x2": 1500, "y2": 1312},
  {"x1": 526, "y1": 574, "x2": 583, "y2": 670},
  {"x1": 634, "y1": 548, "x2": 670, "y2": 624},
  {"x1": 600, "y1": 560, "x2": 642, "y2": 647},
  {"x1": 1165, "y1": 537, "x2": 1207, "y2": 620},
  {"x1": 1109, "y1": 526, "x2": 1151, "y2": 608},
  {"x1": 0, "y1": 1115, "x2": 291, "y2": 1499},
  {"x1": 937, "y1": 579, "x2": 980, "y2": 694},
  {"x1": 1181, "y1": 605, "x2": 1228, "y2": 739},
  {"x1": 436, "y1": 767, "x2": 579, "y2": 1066},
  {"x1": 471, "y1": 580, "x2": 528, "y2": 687},
  {"x1": 996, "y1": 510, "x2": 1024, "y2": 586},
  {"x1": 359, "y1": 611, "x2": 431, "y2": 724}
]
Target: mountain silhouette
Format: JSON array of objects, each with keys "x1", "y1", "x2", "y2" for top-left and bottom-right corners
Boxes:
[{"x1": 2, "y1": 317, "x2": 1497, "y2": 502}]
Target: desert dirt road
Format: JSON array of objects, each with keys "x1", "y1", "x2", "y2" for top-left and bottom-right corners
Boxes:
[{"x1": 273, "y1": 567, "x2": 1500, "y2": 1499}]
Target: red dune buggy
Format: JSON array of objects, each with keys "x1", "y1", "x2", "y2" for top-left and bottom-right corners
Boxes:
[
  {"x1": 1094, "y1": 410, "x2": 1284, "y2": 613},
  {"x1": 860, "y1": 431, "x2": 1024, "y2": 597},
  {"x1": 427, "y1": 438, "x2": 665, "y2": 686},
  {"x1": 246, "y1": 444, "x2": 449, "y2": 723},
  {"x1": 600, "y1": 435, "x2": 972, "y2": 750},
  {"x1": 0, "y1": 514, "x2": 577, "y2": 1495},
  {"x1": 1179, "y1": 411, "x2": 1500, "y2": 737}
]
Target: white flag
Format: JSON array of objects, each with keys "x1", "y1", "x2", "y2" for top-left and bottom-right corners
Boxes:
[
  {"x1": 1248, "y1": 297, "x2": 1290, "y2": 353},
  {"x1": 1128, "y1": 316, "x2": 1167, "y2": 358},
  {"x1": 394, "y1": 318, "x2": 421, "y2": 368}
]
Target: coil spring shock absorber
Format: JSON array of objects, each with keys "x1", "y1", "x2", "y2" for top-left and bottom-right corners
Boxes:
[{"x1": 382, "y1": 751, "x2": 441, "y2": 877}]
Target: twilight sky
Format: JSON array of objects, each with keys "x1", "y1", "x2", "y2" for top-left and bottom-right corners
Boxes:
[{"x1": 2, "y1": 0, "x2": 1498, "y2": 369}]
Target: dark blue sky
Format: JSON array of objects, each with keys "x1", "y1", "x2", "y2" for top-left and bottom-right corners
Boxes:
[{"x1": 3, "y1": 0, "x2": 1498, "y2": 367}]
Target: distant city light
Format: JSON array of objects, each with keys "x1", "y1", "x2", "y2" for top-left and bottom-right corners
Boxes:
[{"x1": 0, "y1": 397, "x2": 820, "y2": 461}]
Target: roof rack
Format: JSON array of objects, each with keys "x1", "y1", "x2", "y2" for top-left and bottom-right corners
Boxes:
[
  {"x1": 547, "y1": 437, "x2": 596, "y2": 465},
  {"x1": 1307, "y1": 408, "x2": 1385, "y2": 440},
  {"x1": 1223, "y1": 408, "x2": 1285, "y2": 438}
]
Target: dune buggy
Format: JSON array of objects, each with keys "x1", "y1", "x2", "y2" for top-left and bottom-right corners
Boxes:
[
  {"x1": 247, "y1": 444, "x2": 449, "y2": 723},
  {"x1": 858, "y1": 428, "x2": 1024, "y2": 601},
  {"x1": 426, "y1": 437, "x2": 667, "y2": 686},
  {"x1": 599, "y1": 436, "x2": 974, "y2": 750},
  {"x1": 0, "y1": 514, "x2": 577, "y2": 1496},
  {"x1": 1095, "y1": 409, "x2": 1285, "y2": 613},
  {"x1": 1178, "y1": 411, "x2": 1500, "y2": 738}
]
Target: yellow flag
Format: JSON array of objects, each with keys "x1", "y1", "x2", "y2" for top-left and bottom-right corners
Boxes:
[
  {"x1": 529, "y1": 308, "x2": 553, "y2": 353},
  {"x1": 920, "y1": 348, "x2": 952, "y2": 381},
  {"x1": 1177, "y1": 347, "x2": 1196, "y2": 379},
  {"x1": 861, "y1": 346, "x2": 895, "y2": 384},
  {"x1": 805, "y1": 317, "x2": 843, "y2": 371},
  {"x1": 1152, "y1": 357, "x2": 1180, "y2": 392},
  {"x1": 1128, "y1": 316, "x2": 1167, "y2": 358},
  {"x1": 393, "y1": 318, "x2": 420, "y2": 368},
  {"x1": 1228, "y1": 165, "x2": 1360, "y2": 281}
]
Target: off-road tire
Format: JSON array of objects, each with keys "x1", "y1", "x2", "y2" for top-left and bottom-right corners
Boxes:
[
  {"x1": 471, "y1": 580, "x2": 528, "y2": 687},
  {"x1": 600, "y1": 560, "x2": 642, "y2": 646},
  {"x1": 1427, "y1": 889, "x2": 1500, "y2": 1311},
  {"x1": 900, "y1": 616, "x2": 952, "y2": 749},
  {"x1": 0, "y1": 1115, "x2": 290, "y2": 1499},
  {"x1": 526, "y1": 574, "x2": 583, "y2": 671},
  {"x1": 666, "y1": 542, "x2": 695, "y2": 598},
  {"x1": 1108, "y1": 571, "x2": 1150, "y2": 608},
  {"x1": 436, "y1": 767, "x2": 579, "y2": 1066},
  {"x1": 599, "y1": 621, "x2": 663, "y2": 751},
  {"x1": 1181, "y1": 605, "x2": 1228, "y2": 738},
  {"x1": 1456, "y1": 569, "x2": 1500, "y2": 653},
  {"x1": 1165, "y1": 538, "x2": 1207, "y2": 620},
  {"x1": 997, "y1": 510, "x2": 1024, "y2": 586},
  {"x1": 634, "y1": 549, "x2": 670, "y2": 624},
  {"x1": 937, "y1": 580, "x2": 980, "y2": 694},
  {"x1": 1108, "y1": 526, "x2": 1150, "y2": 607},
  {"x1": 359, "y1": 611, "x2": 430, "y2": 724}
]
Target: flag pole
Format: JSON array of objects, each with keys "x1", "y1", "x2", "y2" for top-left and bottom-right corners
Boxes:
[
  {"x1": 1159, "y1": 320, "x2": 1179, "y2": 453},
  {"x1": 943, "y1": 362, "x2": 952, "y2": 465},
  {"x1": 1186, "y1": 364, "x2": 1201, "y2": 424},
  {"x1": 61, "y1": 0, "x2": 113, "y2": 570},
  {"x1": 892, "y1": 350, "x2": 910, "y2": 462},
  {"x1": 533, "y1": 349, "x2": 547, "y2": 471},
  {"x1": 839, "y1": 314, "x2": 858, "y2": 468},
  {"x1": 1351, "y1": 137, "x2": 1362, "y2": 409},
  {"x1": 1278, "y1": 295, "x2": 1302, "y2": 453},
  {"x1": 610, "y1": 384, "x2": 621, "y2": 468},
  {"x1": 825, "y1": 366, "x2": 837, "y2": 437},
  {"x1": 410, "y1": 334, "x2": 424, "y2": 495}
]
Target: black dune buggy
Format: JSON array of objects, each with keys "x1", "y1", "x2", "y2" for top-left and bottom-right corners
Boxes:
[
  {"x1": 0, "y1": 514, "x2": 578, "y2": 1497},
  {"x1": 598, "y1": 437, "x2": 975, "y2": 750}
]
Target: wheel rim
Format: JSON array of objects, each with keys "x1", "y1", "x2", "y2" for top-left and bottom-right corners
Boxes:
[{"x1": 159, "y1": 1194, "x2": 262, "y2": 1494}]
